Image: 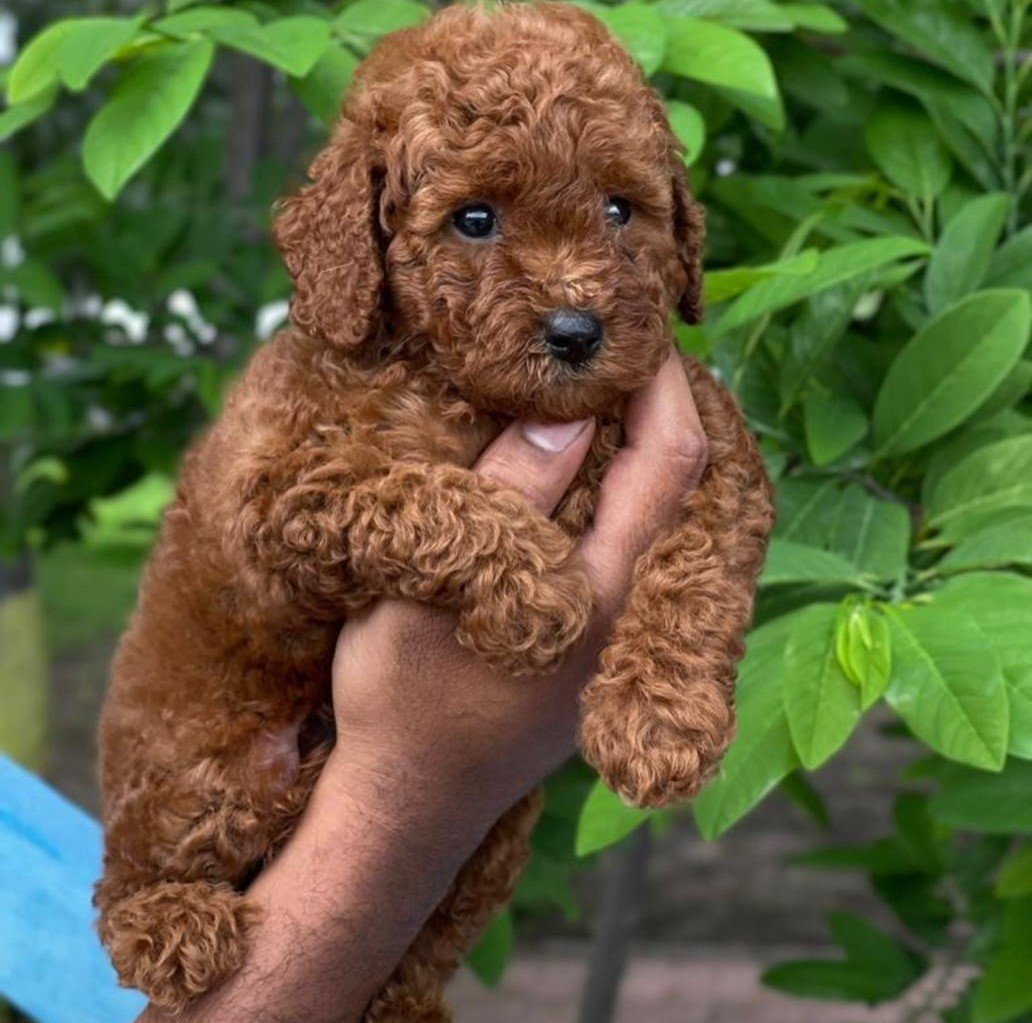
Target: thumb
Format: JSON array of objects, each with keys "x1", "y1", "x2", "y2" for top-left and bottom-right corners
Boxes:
[{"x1": 474, "y1": 418, "x2": 596, "y2": 515}]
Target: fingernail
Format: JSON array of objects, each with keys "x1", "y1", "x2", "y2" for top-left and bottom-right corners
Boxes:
[{"x1": 521, "y1": 418, "x2": 592, "y2": 453}]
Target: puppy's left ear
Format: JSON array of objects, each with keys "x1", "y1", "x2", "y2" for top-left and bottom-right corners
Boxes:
[
  {"x1": 671, "y1": 160, "x2": 706, "y2": 326},
  {"x1": 274, "y1": 118, "x2": 385, "y2": 349}
]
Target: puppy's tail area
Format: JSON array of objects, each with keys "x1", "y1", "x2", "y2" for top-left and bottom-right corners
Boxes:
[{"x1": 580, "y1": 358, "x2": 774, "y2": 808}]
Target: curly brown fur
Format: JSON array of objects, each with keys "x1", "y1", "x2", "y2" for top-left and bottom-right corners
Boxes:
[{"x1": 96, "y1": 2, "x2": 772, "y2": 1016}]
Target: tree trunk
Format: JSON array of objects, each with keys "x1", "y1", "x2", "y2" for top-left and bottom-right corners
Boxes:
[
  {"x1": 577, "y1": 824, "x2": 653, "y2": 1023},
  {"x1": 0, "y1": 549, "x2": 49, "y2": 770}
]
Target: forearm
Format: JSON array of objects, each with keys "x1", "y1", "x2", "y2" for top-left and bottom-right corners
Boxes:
[{"x1": 137, "y1": 749, "x2": 494, "y2": 1023}]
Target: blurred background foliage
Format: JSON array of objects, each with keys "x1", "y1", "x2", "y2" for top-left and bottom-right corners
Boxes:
[{"x1": 1, "y1": 0, "x2": 1030, "y2": 1020}]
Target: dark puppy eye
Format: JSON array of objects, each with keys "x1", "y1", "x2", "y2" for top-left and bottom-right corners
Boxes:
[
  {"x1": 604, "y1": 196, "x2": 632, "y2": 226},
  {"x1": 452, "y1": 203, "x2": 497, "y2": 239}
]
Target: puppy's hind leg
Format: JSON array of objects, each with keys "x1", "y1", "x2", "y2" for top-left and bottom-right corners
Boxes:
[
  {"x1": 580, "y1": 360, "x2": 774, "y2": 807},
  {"x1": 365, "y1": 792, "x2": 542, "y2": 1023}
]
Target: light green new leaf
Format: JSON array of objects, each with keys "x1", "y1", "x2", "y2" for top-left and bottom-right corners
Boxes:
[
  {"x1": 931, "y1": 761, "x2": 1032, "y2": 834},
  {"x1": 924, "y1": 194, "x2": 1010, "y2": 314},
  {"x1": 694, "y1": 614, "x2": 799, "y2": 839},
  {"x1": 704, "y1": 249, "x2": 818, "y2": 305},
  {"x1": 872, "y1": 289, "x2": 1031, "y2": 457},
  {"x1": 781, "y1": 4, "x2": 847, "y2": 33},
  {"x1": 865, "y1": 101, "x2": 952, "y2": 201},
  {"x1": 939, "y1": 514, "x2": 1032, "y2": 574},
  {"x1": 997, "y1": 847, "x2": 1032, "y2": 898},
  {"x1": 666, "y1": 100, "x2": 705, "y2": 166},
  {"x1": 761, "y1": 539, "x2": 866, "y2": 588},
  {"x1": 660, "y1": 13, "x2": 784, "y2": 129},
  {"x1": 933, "y1": 572, "x2": 1032, "y2": 760},
  {"x1": 835, "y1": 601, "x2": 891, "y2": 710},
  {"x1": 83, "y1": 40, "x2": 215, "y2": 201},
  {"x1": 335, "y1": 0, "x2": 430, "y2": 38},
  {"x1": 597, "y1": 4, "x2": 667, "y2": 75},
  {"x1": 210, "y1": 17, "x2": 331, "y2": 77},
  {"x1": 784, "y1": 603, "x2": 863, "y2": 769},
  {"x1": 828, "y1": 486, "x2": 910, "y2": 582},
  {"x1": 713, "y1": 237, "x2": 929, "y2": 337},
  {"x1": 973, "y1": 898, "x2": 1032, "y2": 1023},
  {"x1": 466, "y1": 909, "x2": 513, "y2": 987},
  {"x1": 886, "y1": 605, "x2": 1009, "y2": 771},
  {"x1": 290, "y1": 44, "x2": 358, "y2": 126},
  {"x1": 7, "y1": 21, "x2": 74, "y2": 103},
  {"x1": 575, "y1": 780, "x2": 653, "y2": 857},
  {"x1": 0, "y1": 86, "x2": 58, "y2": 143},
  {"x1": 58, "y1": 16, "x2": 145, "y2": 92},
  {"x1": 928, "y1": 435, "x2": 1032, "y2": 542},
  {"x1": 657, "y1": 0, "x2": 793, "y2": 32},
  {"x1": 853, "y1": 0, "x2": 995, "y2": 95},
  {"x1": 803, "y1": 391, "x2": 867, "y2": 466}
]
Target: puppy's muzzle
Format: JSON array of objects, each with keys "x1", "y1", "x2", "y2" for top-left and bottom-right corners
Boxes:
[{"x1": 542, "y1": 308, "x2": 603, "y2": 366}]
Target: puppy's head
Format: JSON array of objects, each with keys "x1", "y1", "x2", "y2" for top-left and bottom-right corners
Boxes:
[{"x1": 276, "y1": 2, "x2": 703, "y2": 420}]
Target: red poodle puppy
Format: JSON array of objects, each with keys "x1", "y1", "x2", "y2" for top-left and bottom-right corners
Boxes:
[{"x1": 95, "y1": 3, "x2": 773, "y2": 1016}]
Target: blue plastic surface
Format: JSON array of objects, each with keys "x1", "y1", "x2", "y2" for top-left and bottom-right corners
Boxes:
[{"x1": 0, "y1": 754, "x2": 146, "y2": 1023}]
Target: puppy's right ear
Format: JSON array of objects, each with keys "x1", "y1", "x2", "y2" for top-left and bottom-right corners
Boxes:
[{"x1": 274, "y1": 120, "x2": 384, "y2": 349}]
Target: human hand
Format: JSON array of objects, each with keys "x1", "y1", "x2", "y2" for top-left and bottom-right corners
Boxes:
[{"x1": 327, "y1": 351, "x2": 708, "y2": 825}]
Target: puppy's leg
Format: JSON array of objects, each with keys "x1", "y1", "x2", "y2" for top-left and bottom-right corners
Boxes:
[
  {"x1": 366, "y1": 792, "x2": 542, "y2": 1023},
  {"x1": 240, "y1": 459, "x2": 592, "y2": 674},
  {"x1": 96, "y1": 713, "x2": 331, "y2": 1011},
  {"x1": 580, "y1": 361, "x2": 774, "y2": 807}
]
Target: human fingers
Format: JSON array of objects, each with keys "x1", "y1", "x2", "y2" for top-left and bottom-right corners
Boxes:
[{"x1": 580, "y1": 352, "x2": 707, "y2": 606}]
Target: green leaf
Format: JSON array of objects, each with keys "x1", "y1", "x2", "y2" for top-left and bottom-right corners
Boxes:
[
  {"x1": 853, "y1": 0, "x2": 995, "y2": 95},
  {"x1": 82, "y1": 40, "x2": 215, "y2": 201},
  {"x1": 828, "y1": 912, "x2": 925, "y2": 992},
  {"x1": 933, "y1": 573, "x2": 1032, "y2": 761},
  {"x1": 597, "y1": 4, "x2": 667, "y2": 75},
  {"x1": 0, "y1": 86, "x2": 58, "y2": 143},
  {"x1": 660, "y1": 13, "x2": 784, "y2": 129},
  {"x1": 780, "y1": 771, "x2": 830, "y2": 828},
  {"x1": 657, "y1": 0, "x2": 793, "y2": 32},
  {"x1": 803, "y1": 391, "x2": 867, "y2": 466},
  {"x1": 783, "y1": 603, "x2": 863, "y2": 769},
  {"x1": 210, "y1": 17, "x2": 331, "y2": 77},
  {"x1": 872, "y1": 290, "x2": 1031, "y2": 457},
  {"x1": 694, "y1": 614, "x2": 799, "y2": 839},
  {"x1": 775, "y1": 478, "x2": 840, "y2": 544},
  {"x1": 931, "y1": 761, "x2": 1032, "y2": 834},
  {"x1": 886, "y1": 605, "x2": 1009, "y2": 771},
  {"x1": 714, "y1": 236, "x2": 929, "y2": 337},
  {"x1": 466, "y1": 909, "x2": 513, "y2": 987},
  {"x1": 7, "y1": 21, "x2": 75, "y2": 103},
  {"x1": 290, "y1": 44, "x2": 358, "y2": 126},
  {"x1": 997, "y1": 847, "x2": 1032, "y2": 898},
  {"x1": 986, "y1": 226, "x2": 1032, "y2": 292},
  {"x1": 836, "y1": 600, "x2": 892, "y2": 709},
  {"x1": 666, "y1": 100, "x2": 705, "y2": 166},
  {"x1": 865, "y1": 100, "x2": 952, "y2": 201},
  {"x1": 928, "y1": 435, "x2": 1032, "y2": 542},
  {"x1": 58, "y1": 16, "x2": 145, "y2": 91},
  {"x1": 761, "y1": 539, "x2": 866, "y2": 588},
  {"x1": 704, "y1": 249, "x2": 818, "y2": 305},
  {"x1": 781, "y1": 4, "x2": 847, "y2": 32},
  {"x1": 335, "y1": 0, "x2": 430, "y2": 38},
  {"x1": 973, "y1": 898, "x2": 1032, "y2": 1023},
  {"x1": 154, "y1": 7, "x2": 258, "y2": 36},
  {"x1": 575, "y1": 780, "x2": 652, "y2": 857},
  {"x1": 827, "y1": 486, "x2": 910, "y2": 582},
  {"x1": 939, "y1": 514, "x2": 1032, "y2": 574},
  {"x1": 925, "y1": 194, "x2": 1010, "y2": 314}
]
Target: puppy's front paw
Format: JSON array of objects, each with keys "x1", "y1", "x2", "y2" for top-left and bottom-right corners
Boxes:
[
  {"x1": 579, "y1": 682, "x2": 734, "y2": 808},
  {"x1": 456, "y1": 563, "x2": 592, "y2": 674}
]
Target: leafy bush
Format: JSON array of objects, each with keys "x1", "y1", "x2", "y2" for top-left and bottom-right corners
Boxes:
[{"x1": 2, "y1": 1, "x2": 1030, "y2": 1018}]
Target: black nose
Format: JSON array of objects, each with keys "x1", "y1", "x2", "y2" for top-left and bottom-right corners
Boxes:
[{"x1": 542, "y1": 308, "x2": 603, "y2": 365}]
